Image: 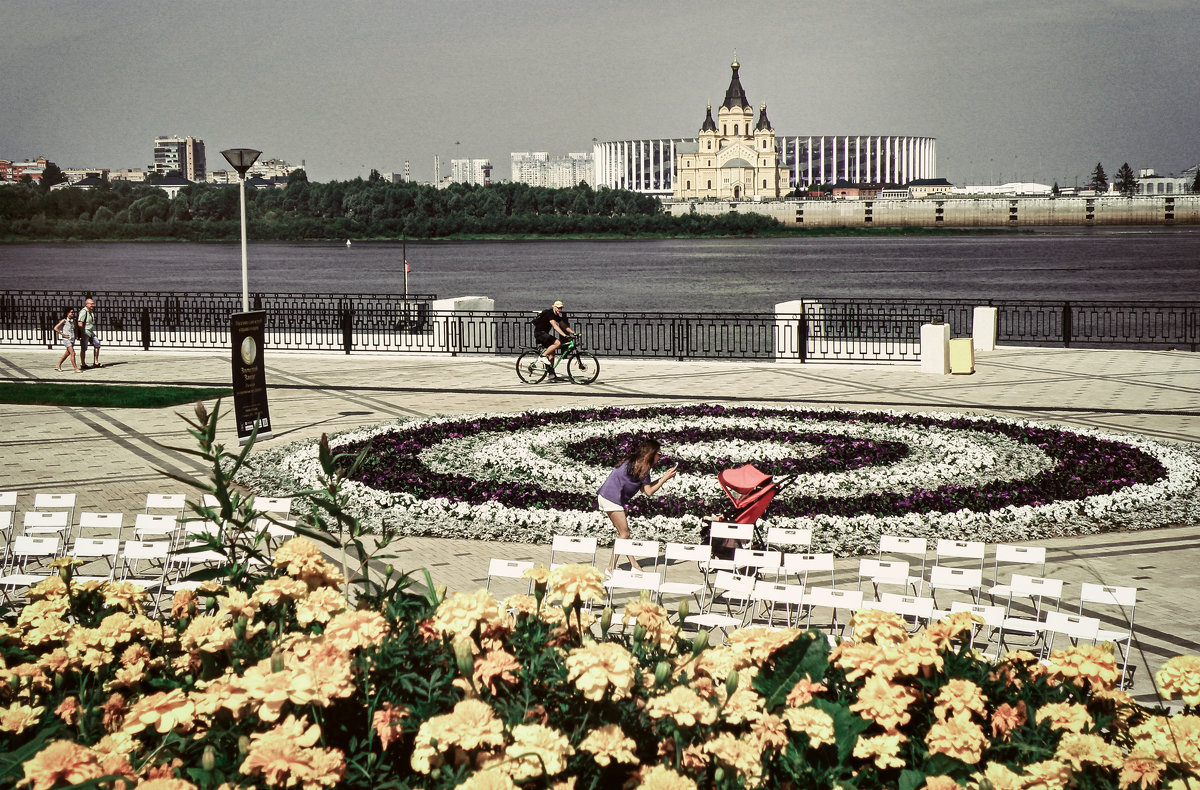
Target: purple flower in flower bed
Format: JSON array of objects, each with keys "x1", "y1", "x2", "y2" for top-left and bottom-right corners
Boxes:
[{"x1": 334, "y1": 404, "x2": 1167, "y2": 520}]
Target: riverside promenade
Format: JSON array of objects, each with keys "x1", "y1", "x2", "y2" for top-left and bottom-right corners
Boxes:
[{"x1": 1, "y1": 345, "x2": 1198, "y2": 705}]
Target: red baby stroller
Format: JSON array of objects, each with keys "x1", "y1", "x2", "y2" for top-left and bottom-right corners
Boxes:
[{"x1": 706, "y1": 464, "x2": 794, "y2": 555}]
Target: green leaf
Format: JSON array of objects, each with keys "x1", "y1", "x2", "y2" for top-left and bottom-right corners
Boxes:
[
  {"x1": 754, "y1": 630, "x2": 830, "y2": 711},
  {"x1": 899, "y1": 768, "x2": 928, "y2": 790}
]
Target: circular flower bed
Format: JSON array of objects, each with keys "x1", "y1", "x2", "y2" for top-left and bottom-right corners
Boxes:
[{"x1": 239, "y1": 404, "x2": 1200, "y2": 554}]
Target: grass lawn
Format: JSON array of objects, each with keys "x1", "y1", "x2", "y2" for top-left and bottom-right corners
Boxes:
[{"x1": 0, "y1": 382, "x2": 233, "y2": 408}]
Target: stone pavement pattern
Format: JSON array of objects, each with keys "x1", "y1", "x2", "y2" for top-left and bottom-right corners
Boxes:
[{"x1": 1, "y1": 345, "x2": 1198, "y2": 705}]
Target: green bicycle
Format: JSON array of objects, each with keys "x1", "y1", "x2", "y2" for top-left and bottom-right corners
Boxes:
[{"x1": 516, "y1": 335, "x2": 600, "y2": 384}]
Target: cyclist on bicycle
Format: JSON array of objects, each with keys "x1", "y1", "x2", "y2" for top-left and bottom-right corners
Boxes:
[{"x1": 532, "y1": 299, "x2": 576, "y2": 379}]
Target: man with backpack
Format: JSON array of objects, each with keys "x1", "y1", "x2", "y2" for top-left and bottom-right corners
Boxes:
[{"x1": 531, "y1": 300, "x2": 575, "y2": 381}]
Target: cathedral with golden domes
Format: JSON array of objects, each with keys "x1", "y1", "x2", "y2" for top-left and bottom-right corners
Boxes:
[{"x1": 672, "y1": 59, "x2": 783, "y2": 201}]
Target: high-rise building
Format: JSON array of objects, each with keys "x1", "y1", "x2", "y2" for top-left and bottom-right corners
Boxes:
[
  {"x1": 152, "y1": 135, "x2": 206, "y2": 181},
  {"x1": 511, "y1": 152, "x2": 594, "y2": 188},
  {"x1": 450, "y1": 158, "x2": 493, "y2": 186}
]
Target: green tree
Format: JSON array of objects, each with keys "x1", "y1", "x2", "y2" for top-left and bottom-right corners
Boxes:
[
  {"x1": 1114, "y1": 162, "x2": 1137, "y2": 196},
  {"x1": 1192, "y1": 169, "x2": 1199, "y2": 194},
  {"x1": 368, "y1": 168, "x2": 382, "y2": 183},
  {"x1": 40, "y1": 162, "x2": 66, "y2": 189},
  {"x1": 1051, "y1": 181, "x2": 1060, "y2": 196},
  {"x1": 288, "y1": 167, "x2": 308, "y2": 184},
  {"x1": 1089, "y1": 162, "x2": 1109, "y2": 193}
]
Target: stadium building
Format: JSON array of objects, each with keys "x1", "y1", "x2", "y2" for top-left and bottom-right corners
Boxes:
[{"x1": 593, "y1": 60, "x2": 936, "y2": 197}]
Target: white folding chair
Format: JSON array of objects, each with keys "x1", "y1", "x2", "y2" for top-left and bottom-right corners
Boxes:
[
  {"x1": 0, "y1": 511, "x2": 13, "y2": 560},
  {"x1": 996, "y1": 574, "x2": 1065, "y2": 654},
  {"x1": 877, "y1": 534, "x2": 928, "y2": 594},
  {"x1": 782, "y1": 551, "x2": 836, "y2": 588},
  {"x1": 934, "y1": 538, "x2": 986, "y2": 574},
  {"x1": 254, "y1": 517, "x2": 297, "y2": 548},
  {"x1": 750, "y1": 580, "x2": 806, "y2": 628},
  {"x1": 765, "y1": 526, "x2": 811, "y2": 553},
  {"x1": 486, "y1": 558, "x2": 534, "y2": 594},
  {"x1": 611, "y1": 538, "x2": 661, "y2": 574},
  {"x1": 550, "y1": 535, "x2": 598, "y2": 568},
  {"x1": 732, "y1": 548, "x2": 782, "y2": 578},
  {"x1": 1078, "y1": 582, "x2": 1138, "y2": 688},
  {"x1": 166, "y1": 541, "x2": 228, "y2": 591},
  {"x1": 603, "y1": 569, "x2": 662, "y2": 607},
  {"x1": 988, "y1": 544, "x2": 1047, "y2": 602},
  {"x1": 0, "y1": 492, "x2": 16, "y2": 512},
  {"x1": 658, "y1": 542, "x2": 710, "y2": 609},
  {"x1": 257, "y1": 497, "x2": 293, "y2": 516},
  {"x1": 1042, "y1": 611, "x2": 1101, "y2": 657},
  {"x1": 0, "y1": 492, "x2": 16, "y2": 552},
  {"x1": 802, "y1": 586, "x2": 864, "y2": 639},
  {"x1": 704, "y1": 521, "x2": 754, "y2": 574},
  {"x1": 875, "y1": 592, "x2": 936, "y2": 632},
  {"x1": 0, "y1": 536, "x2": 61, "y2": 603},
  {"x1": 134, "y1": 514, "x2": 179, "y2": 540},
  {"x1": 117, "y1": 540, "x2": 173, "y2": 613},
  {"x1": 927, "y1": 565, "x2": 984, "y2": 609},
  {"x1": 145, "y1": 493, "x2": 187, "y2": 518},
  {"x1": 68, "y1": 537, "x2": 121, "y2": 582},
  {"x1": 33, "y1": 492, "x2": 76, "y2": 521},
  {"x1": 946, "y1": 601, "x2": 1007, "y2": 655},
  {"x1": 688, "y1": 571, "x2": 755, "y2": 640},
  {"x1": 77, "y1": 512, "x2": 124, "y2": 540},
  {"x1": 858, "y1": 558, "x2": 912, "y2": 599},
  {"x1": 22, "y1": 510, "x2": 70, "y2": 540}
]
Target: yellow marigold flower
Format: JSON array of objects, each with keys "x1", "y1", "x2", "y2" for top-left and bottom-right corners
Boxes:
[
  {"x1": 932, "y1": 678, "x2": 987, "y2": 721},
  {"x1": 1156, "y1": 655, "x2": 1200, "y2": 706},
  {"x1": 972, "y1": 761, "x2": 1023, "y2": 790},
  {"x1": 547, "y1": 563, "x2": 604, "y2": 607},
  {"x1": 646, "y1": 685, "x2": 719, "y2": 727},
  {"x1": 622, "y1": 599, "x2": 680, "y2": 651},
  {"x1": 122, "y1": 688, "x2": 195, "y2": 735},
  {"x1": 579, "y1": 724, "x2": 639, "y2": 767},
  {"x1": 990, "y1": 701, "x2": 1027, "y2": 740},
  {"x1": 832, "y1": 640, "x2": 888, "y2": 682},
  {"x1": 474, "y1": 649, "x2": 521, "y2": 695},
  {"x1": 19, "y1": 740, "x2": 104, "y2": 790},
  {"x1": 890, "y1": 636, "x2": 945, "y2": 678},
  {"x1": 295, "y1": 586, "x2": 347, "y2": 626},
  {"x1": 287, "y1": 642, "x2": 357, "y2": 708},
  {"x1": 522, "y1": 564, "x2": 551, "y2": 585},
  {"x1": 1021, "y1": 759, "x2": 1071, "y2": 790},
  {"x1": 850, "y1": 608, "x2": 910, "y2": 646},
  {"x1": 925, "y1": 610, "x2": 982, "y2": 648},
  {"x1": 432, "y1": 589, "x2": 504, "y2": 638},
  {"x1": 28, "y1": 576, "x2": 69, "y2": 601},
  {"x1": 1055, "y1": 732, "x2": 1124, "y2": 771},
  {"x1": 1129, "y1": 714, "x2": 1200, "y2": 770},
  {"x1": 637, "y1": 764, "x2": 698, "y2": 790},
  {"x1": 38, "y1": 647, "x2": 76, "y2": 675},
  {"x1": 503, "y1": 594, "x2": 540, "y2": 618},
  {"x1": 322, "y1": 609, "x2": 389, "y2": 651},
  {"x1": 252, "y1": 576, "x2": 310, "y2": 606},
  {"x1": 721, "y1": 685, "x2": 766, "y2": 726},
  {"x1": 1045, "y1": 644, "x2": 1120, "y2": 690},
  {"x1": 926, "y1": 712, "x2": 987, "y2": 765},
  {"x1": 689, "y1": 643, "x2": 750, "y2": 683},
  {"x1": 170, "y1": 588, "x2": 197, "y2": 618},
  {"x1": 454, "y1": 770, "x2": 517, "y2": 790},
  {"x1": 54, "y1": 697, "x2": 78, "y2": 726},
  {"x1": 240, "y1": 714, "x2": 346, "y2": 789},
  {"x1": 272, "y1": 537, "x2": 346, "y2": 589},
  {"x1": 216, "y1": 588, "x2": 258, "y2": 620},
  {"x1": 372, "y1": 702, "x2": 408, "y2": 752},
  {"x1": 726, "y1": 626, "x2": 800, "y2": 663},
  {"x1": 181, "y1": 615, "x2": 237, "y2": 654},
  {"x1": 704, "y1": 732, "x2": 765, "y2": 787},
  {"x1": 782, "y1": 706, "x2": 836, "y2": 749},
  {"x1": 785, "y1": 677, "x2": 827, "y2": 706},
  {"x1": 565, "y1": 642, "x2": 636, "y2": 702},
  {"x1": 0, "y1": 702, "x2": 44, "y2": 734},
  {"x1": 1035, "y1": 701, "x2": 1093, "y2": 734},
  {"x1": 410, "y1": 698, "x2": 505, "y2": 774},
  {"x1": 749, "y1": 713, "x2": 789, "y2": 752},
  {"x1": 853, "y1": 731, "x2": 907, "y2": 770},
  {"x1": 503, "y1": 723, "x2": 573, "y2": 781},
  {"x1": 923, "y1": 775, "x2": 959, "y2": 790},
  {"x1": 1119, "y1": 757, "x2": 1164, "y2": 790},
  {"x1": 849, "y1": 674, "x2": 918, "y2": 731},
  {"x1": 102, "y1": 581, "x2": 148, "y2": 612}
]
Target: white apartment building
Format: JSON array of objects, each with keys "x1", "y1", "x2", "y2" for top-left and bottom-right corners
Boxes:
[
  {"x1": 152, "y1": 135, "x2": 206, "y2": 180},
  {"x1": 511, "y1": 151, "x2": 595, "y2": 188},
  {"x1": 450, "y1": 158, "x2": 493, "y2": 186}
]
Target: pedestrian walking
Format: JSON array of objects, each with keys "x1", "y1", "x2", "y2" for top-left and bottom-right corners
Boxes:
[
  {"x1": 77, "y1": 296, "x2": 102, "y2": 369},
  {"x1": 53, "y1": 307, "x2": 80, "y2": 372}
]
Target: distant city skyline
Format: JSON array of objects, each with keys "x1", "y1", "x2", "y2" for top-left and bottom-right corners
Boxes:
[{"x1": 3, "y1": 0, "x2": 1198, "y2": 187}]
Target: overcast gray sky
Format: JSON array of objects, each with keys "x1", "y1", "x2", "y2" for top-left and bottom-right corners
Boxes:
[{"x1": 3, "y1": 0, "x2": 1197, "y2": 186}]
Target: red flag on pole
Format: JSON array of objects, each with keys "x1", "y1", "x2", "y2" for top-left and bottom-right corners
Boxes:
[{"x1": 404, "y1": 263, "x2": 410, "y2": 273}]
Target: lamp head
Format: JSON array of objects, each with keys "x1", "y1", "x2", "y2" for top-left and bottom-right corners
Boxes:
[{"x1": 221, "y1": 148, "x2": 262, "y2": 177}]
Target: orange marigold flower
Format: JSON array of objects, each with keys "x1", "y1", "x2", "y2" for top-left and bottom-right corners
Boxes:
[
  {"x1": 925, "y1": 610, "x2": 982, "y2": 648},
  {"x1": 454, "y1": 770, "x2": 517, "y2": 790},
  {"x1": 749, "y1": 713, "x2": 790, "y2": 752},
  {"x1": 785, "y1": 677, "x2": 827, "y2": 706},
  {"x1": 1035, "y1": 701, "x2": 1093, "y2": 734},
  {"x1": 990, "y1": 701, "x2": 1027, "y2": 740},
  {"x1": 1055, "y1": 732, "x2": 1123, "y2": 771},
  {"x1": 721, "y1": 684, "x2": 766, "y2": 726},
  {"x1": 923, "y1": 776, "x2": 959, "y2": 790},
  {"x1": 474, "y1": 649, "x2": 521, "y2": 695},
  {"x1": 646, "y1": 685, "x2": 719, "y2": 727},
  {"x1": 579, "y1": 724, "x2": 639, "y2": 767},
  {"x1": 726, "y1": 626, "x2": 800, "y2": 663},
  {"x1": 1156, "y1": 655, "x2": 1200, "y2": 706},
  {"x1": 272, "y1": 537, "x2": 345, "y2": 589},
  {"x1": 503, "y1": 594, "x2": 540, "y2": 618},
  {"x1": 295, "y1": 586, "x2": 347, "y2": 626},
  {"x1": 853, "y1": 732, "x2": 907, "y2": 770},
  {"x1": 973, "y1": 762, "x2": 1023, "y2": 790},
  {"x1": 1021, "y1": 759, "x2": 1071, "y2": 790},
  {"x1": 703, "y1": 732, "x2": 764, "y2": 787},
  {"x1": 432, "y1": 589, "x2": 504, "y2": 639},
  {"x1": 28, "y1": 576, "x2": 70, "y2": 602},
  {"x1": 622, "y1": 599, "x2": 680, "y2": 651},
  {"x1": 1119, "y1": 757, "x2": 1164, "y2": 790},
  {"x1": 636, "y1": 764, "x2": 698, "y2": 790},
  {"x1": 170, "y1": 589, "x2": 197, "y2": 619},
  {"x1": 850, "y1": 608, "x2": 910, "y2": 646},
  {"x1": 410, "y1": 698, "x2": 505, "y2": 774},
  {"x1": 1045, "y1": 644, "x2": 1120, "y2": 690},
  {"x1": 832, "y1": 640, "x2": 889, "y2": 682},
  {"x1": 18, "y1": 740, "x2": 104, "y2": 790},
  {"x1": 782, "y1": 706, "x2": 836, "y2": 748},
  {"x1": 522, "y1": 564, "x2": 551, "y2": 586},
  {"x1": 1128, "y1": 714, "x2": 1200, "y2": 770},
  {"x1": 547, "y1": 563, "x2": 604, "y2": 608},
  {"x1": 102, "y1": 693, "x2": 127, "y2": 731},
  {"x1": 890, "y1": 636, "x2": 945, "y2": 678},
  {"x1": 134, "y1": 780, "x2": 199, "y2": 790},
  {"x1": 926, "y1": 712, "x2": 987, "y2": 765},
  {"x1": 932, "y1": 678, "x2": 987, "y2": 721},
  {"x1": 39, "y1": 647, "x2": 75, "y2": 675},
  {"x1": 252, "y1": 576, "x2": 310, "y2": 606},
  {"x1": 240, "y1": 714, "x2": 346, "y2": 789},
  {"x1": 503, "y1": 723, "x2": 573, "y2": 781},
  {"x1": 372, "y1": 702, "x2": 408, "y2": 752},
  {"x1": 849, "y1": 674, "x2": 918, "y2": 731},
  {"x1": 216, "y1": 588, "x2": 258, "y2": 620},
  {"x1": 322, "y1": 609, "x2": 389, "y2": 651},
  {"x1": 1, "y1": 702, "x2": 44, "y2": 734},
  {"x1": 102, "y1": 581, "x2": 148, "y2": 612},
  {"x1": 122, "y1": 688, "x2": 195, "y2": 735},
  {"x1": 54, "y1": 697, "x2": 78, "y2": 726},
  {"x1": 565, "y1": 642, "x2": 636, "y2": 702},
  {"x1": 181, "y1": 614, "x2": 237, "y2": 654}
]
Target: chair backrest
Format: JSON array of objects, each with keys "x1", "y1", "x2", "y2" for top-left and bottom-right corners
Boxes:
[
  {"x1": 605, "y1": 569, "x2": 662, "y2": 595},
  {"x1": 935, "y1": 538, "x2": 986, "y2": 568},
  {"x1": 1079, "y1": 582, "x2": 1137, "y2": 609},
  {"x1": 782, "y1": 552, "x2": 835, "y2": 587},
  {"x1": 79, "y1": 512, "x2": 124, "y2": 531},
  {"x1": 11, "y1": 535, "x2": 60, "y2": 560},
  {"x1": 0, "y1": 511, "x2": 11, "y2": 531},
  {"x1": 255, "y1": 517, "x2": 297, "y2": 540},
  {"x1": 612, "y1": 538, "x2": 661, "y2": 571},
  {"x1": 664, "y1": 542, "x2": 711, "y2": 564},
  {"x1": 991, "y1": 544, "x2": 1047, "y2": 585},
  {"x1": 708, "y1": 521, "x2": 754, "y2": 542},
  {"x1": 710, "y1": 571, "x2": 756, "y2": 601},
  {"x1": 70, "y1": 537, "x2": 120, "y2": 558},
  {"x1": 878, "y1": 534, "x2": 927, "y2": 578},
  {"x1": 145, "y1": 493, "x2": 186, "y2": 513},
  {"x1": 257, "y1": 497, "x2": 293, "y2": 516},
  {"x1": 134, "y1": 514, "x2": 178, "y2": 536},
  {"x1": 33, "y1": 493, "x2": 76, "y2": 511},
  {"x1": 733, "y1": 548, "x2": 782, "y2": 573},
  {"x1": 1007, "y1": 574, "x2": 1065, "y2": 618},
  {"x1": 202, "y1": 494, "x2": 221, "y2": 509},
  {"x1": 877, "y1": 592, "x2": 936, "y2": 620},
  {"x1": 752, "y1": 580, "x2": 805, "y2": 607},
  {"x1": 550, "y1": 535, "x2": 598, "y2": 567},
  {"x1": 23, "y1": 510, "x2": 69, "y2": 530},
  {"x1": 121, "y1": 540, "x2": 171, "y2": 562},
  {"x1": 804, "y1": 586, "x2": 864, "y2": 610},
  {"x1": 184, "y1": 519, "x2": 222, "y2": 537},
  {"x1": 0, "y1": 491, "x2": 17, "y2": 510},
  {"x1": 928, "y1": 565, "x2": 983, "y2": 591},
  {"x1": 859, "y1": 558, "x2": 911, "y2": 586},
  {"x1": 487, "y1": 558, "x2": 534, "y2": 580},
  {"x1": 766, "y1": 526, "x2": 811, "y2": 551},
  {"x1": 1044, "y1": 611, "x2": 1101, "y2": 643},
  {"x1": 949, "y1": 601, "x2": 1006, "y2": 629}
]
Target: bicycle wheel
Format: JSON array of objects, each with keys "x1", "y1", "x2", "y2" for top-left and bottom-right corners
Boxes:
[
  {"x1": 566, "y1": 351, "x2": 600, "y2": 384},
  {"x1": 516, "y1": 350, "x2": 548, "y2": 384}
]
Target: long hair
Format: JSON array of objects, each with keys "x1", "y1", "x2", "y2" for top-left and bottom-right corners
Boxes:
[{"x1": 625, "y1": 437, "x2": 661, "y2": 480}]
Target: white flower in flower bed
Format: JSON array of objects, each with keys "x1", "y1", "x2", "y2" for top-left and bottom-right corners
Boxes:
[{"x1": 236, "y1": 404, "x2": 1200, "y2": 554}]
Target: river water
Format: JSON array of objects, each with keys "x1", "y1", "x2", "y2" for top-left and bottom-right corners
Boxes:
[{"x1": 3, "y1": 228, "x2": 1200, "y2": 313}]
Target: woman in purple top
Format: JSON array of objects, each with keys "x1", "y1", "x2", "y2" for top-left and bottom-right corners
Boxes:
[{"x1": 597, "y1": 437, "x2": 678, "y2": 573}]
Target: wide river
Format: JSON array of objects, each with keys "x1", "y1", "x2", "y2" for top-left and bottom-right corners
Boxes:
[{"x1": 4, "y1": 228, "x2": 1200, "y2": 313}]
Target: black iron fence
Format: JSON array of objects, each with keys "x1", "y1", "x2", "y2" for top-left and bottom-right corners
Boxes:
[{"x1": 2, "y1": 290, "x2": 1196, "y2": 361}]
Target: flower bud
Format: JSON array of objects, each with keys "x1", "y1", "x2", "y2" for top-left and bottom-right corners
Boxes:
[
  {"x1": 725, "y1": 670, "x2": 739, "y2": 698},
  {"x1": 195, "y1": 401, "x2": 208, "y2": 424},
  {"x1": 654, "y1": 661, "x2": 671, "y2": 686},
  {"x1": 692, "y1": 630, "x2": 710, "y2": 655},
  {"x1": 270, "y1": 651, "x2": 285, "y2": 673},
  {"x1": 633, "y1": 624, "x2": 647, "y2": 644},
  {"x1": 600, "y1": 607, "x2": 613, "y2": 634},
  {"x1": 202, "y1": 745, "x2": 216, "y2": 772},
  {"x1": 714, "y1": 767, "x2": 726, "y2": 783},
  {"x1": 454, "y1": 638, "x2": 475, "y2": 679},
  {"x1": 238, "y1": 735, "x2": 251, "y2": 756},
  {"x1": 677, "y1": 599, "x2": 690, "y2": 624},
  {"x1": 234, "y1": 615, "x2": 247, "y2": 641},
  {"x1": 435, "y1": 584, "x2": 447, "y2": 602}
]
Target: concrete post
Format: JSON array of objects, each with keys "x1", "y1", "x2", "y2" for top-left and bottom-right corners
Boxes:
[
  {"x1": 920, "y1": 322, "x2": 951, "y2": 374},
  {"x1": 973, "y1": 306, "x2": 998, "y2": 351},
  {"x1": 774, "y1": 300, "x2": 805, "y2": 361}
]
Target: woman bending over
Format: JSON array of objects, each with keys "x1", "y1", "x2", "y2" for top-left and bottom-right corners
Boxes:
[{"x1": 597, "y1": 437, "x2": 677, "y2": 573}]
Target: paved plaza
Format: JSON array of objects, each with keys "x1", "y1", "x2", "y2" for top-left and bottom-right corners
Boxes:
[{"x1": 1, "y1": 344, "x2": 1198, "y2": 705}]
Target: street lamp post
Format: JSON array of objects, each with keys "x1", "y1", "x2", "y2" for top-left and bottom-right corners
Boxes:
[{"x1": 221, "y1": 148, "x2": 262, "y2": 312}]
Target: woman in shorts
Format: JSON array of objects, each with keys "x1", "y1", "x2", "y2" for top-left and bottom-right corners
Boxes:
[
  {"x1": 53, "y1": 307, "x2": 80, "y2": 372},
  {"x1": 597, "y1": 437, "x2": 678, "y2": 574}
]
